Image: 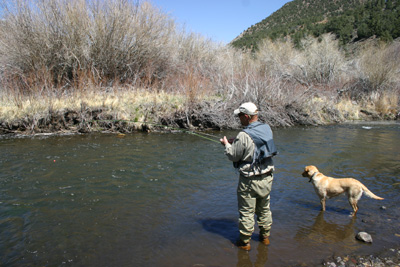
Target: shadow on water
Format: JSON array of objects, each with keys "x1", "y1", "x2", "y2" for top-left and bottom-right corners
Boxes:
[
  {"x1": 200, "y1": 218, "x2": 237, "y2": 244},
  {"x1": 199, "y1": 218, "x2": 271, "y2": 267},
  {"x1": 200, "y1": 218, "x2": 265, "y2": 243}
]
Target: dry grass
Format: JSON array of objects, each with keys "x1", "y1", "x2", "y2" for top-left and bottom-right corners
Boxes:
[
  {"x1": 0, "y1": 86, "x2": 186, "y2": 123},
  {"x1": 335, "y1": 98, "x2": 362, "y2": 120},
  {"x1": 373, "y1": 89, "x2": 399, "y2": 115}
]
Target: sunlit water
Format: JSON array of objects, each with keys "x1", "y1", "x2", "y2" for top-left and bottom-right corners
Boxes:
[{"x1": 0, "y1": 122, "x2": 399, "y2": 266}]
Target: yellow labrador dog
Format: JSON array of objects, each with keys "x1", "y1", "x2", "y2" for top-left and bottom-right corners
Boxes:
[{"x1": 302, "y1": 165, "x2": 384, "y2": 216}]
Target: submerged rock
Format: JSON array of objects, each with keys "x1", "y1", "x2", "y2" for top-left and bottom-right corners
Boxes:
[{"x1": 356, "y1": 232, "x2": 373, "y2": 243}]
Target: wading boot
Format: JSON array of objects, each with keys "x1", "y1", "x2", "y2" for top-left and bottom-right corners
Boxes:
[
  {"x1": 260, "y1": 235, "x2": 270, "y2": 246},
  {"x1": 236, "y1": 240, "x2": 251, "y2": 251}
]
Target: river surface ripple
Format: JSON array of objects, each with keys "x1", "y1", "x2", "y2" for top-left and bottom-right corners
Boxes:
[{"x1": 0, "y1": 122, "x2": 399, "y2": 266}]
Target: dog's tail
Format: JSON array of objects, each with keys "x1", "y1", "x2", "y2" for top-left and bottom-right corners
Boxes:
[{"x1": 362, "y1": 184, "x2": 384, "y2": 200}]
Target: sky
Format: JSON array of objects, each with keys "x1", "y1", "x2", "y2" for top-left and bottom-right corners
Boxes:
[{"x1": 149, "y1": 0, "x2": 292, "y2": 44}]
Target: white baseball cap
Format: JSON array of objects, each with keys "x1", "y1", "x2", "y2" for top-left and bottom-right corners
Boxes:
[{"x1": 234, "y1": 102, "x2": 258, "y2": 115}]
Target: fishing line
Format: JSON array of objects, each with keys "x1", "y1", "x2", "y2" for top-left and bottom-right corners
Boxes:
[{"x1": 92, "y1": 119, "x2": 221, "y2": 144}]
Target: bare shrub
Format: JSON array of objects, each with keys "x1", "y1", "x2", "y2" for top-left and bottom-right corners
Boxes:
[
  {"x1": 174, "y1": 33, "x2": 224, "y2": 74},
  {"x1": 213, "y1": 35, "x2": 345, "y2": 127},
  {"x1": 292, "y1": 34, "x2": 347, "y2": 85},
  {"x1": 255, "y1": 38, "x2": 297, "y2": 78},
  {"x1": 254, "y1": 34, "x2": 348, "y2": 104},
  {"x1": 340, "y1": 40, "x2": 400, "y2": 116},
  {"x1": 178, "y1": 67, "x2": 211, "y2": 107},
  {"x1": 359, "y1": 40, "x2": 400, "y2": 91},
  {"x1": 253, "y1": 34, "x2": 347, "y2": 86},
  {"x1": 0, "y1": 0, "x2": 178, "y2": 91},
  {"x1": 0, "y1": 0, "x2": 228, "y2": 103},
  {"x1": 219, "y1": 62, "x2": 320, "y2": 127},
  {"x1": 160, "y1": 31, "x2": 228, "y2": 93}
]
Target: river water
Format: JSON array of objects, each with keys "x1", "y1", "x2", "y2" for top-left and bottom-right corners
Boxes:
[{"x1": 0, "y1": 122, "x2": 399, "y2": 266}]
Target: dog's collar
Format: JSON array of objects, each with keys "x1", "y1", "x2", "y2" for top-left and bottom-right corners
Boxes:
[{"x1": 309, "y1": 172, "x2": 319, "y2": 182}]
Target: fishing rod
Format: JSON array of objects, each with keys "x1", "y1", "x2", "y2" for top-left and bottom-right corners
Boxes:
[{"x1": 92, "y1": 119, "x2": 221, "y2": 144}]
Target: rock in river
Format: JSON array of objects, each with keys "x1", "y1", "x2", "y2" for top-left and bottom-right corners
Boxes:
[{"x1": 356, "y1": 232, "x2": 373, "y2": 243}]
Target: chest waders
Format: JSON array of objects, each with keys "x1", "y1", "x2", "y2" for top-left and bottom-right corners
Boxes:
[{"x1": 237, "y1": 121, "x2": 277, "y2": 246}]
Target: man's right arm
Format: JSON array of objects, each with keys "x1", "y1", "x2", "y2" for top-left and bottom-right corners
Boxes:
[{"x1": 224, "y1": 132, "x2": 246, "y2": 163}]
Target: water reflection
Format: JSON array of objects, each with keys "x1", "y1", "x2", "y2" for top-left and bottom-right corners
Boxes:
[
  {"x1": 294, "y1": 199, "x2": 351, "y2": 215},
  {"x1": 237, "y1": 243, "x2": 269, "y2": 267},
  {"x1": 200, "y1": 217, "x2": 270, "y2": 267},
  {"x1": 295, "y1": 211, "x2": 357, "y2": 244}
]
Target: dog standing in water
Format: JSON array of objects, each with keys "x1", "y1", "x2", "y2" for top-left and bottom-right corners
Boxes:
[{"x1": 302, "y1": 165, "x2": 384, "y2": 216}]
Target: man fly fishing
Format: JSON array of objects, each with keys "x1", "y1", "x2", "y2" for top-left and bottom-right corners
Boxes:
[{"x1": 220, "y1": 102, "x2": 277, "y2": 251}]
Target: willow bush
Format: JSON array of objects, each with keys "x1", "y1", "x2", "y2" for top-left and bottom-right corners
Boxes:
[
  {"x1": 359, "y1": 41, "x2": 400, "y2": 91},
  {"x1": 0, "y1": 0, "x2": 185, "y2": 90}
]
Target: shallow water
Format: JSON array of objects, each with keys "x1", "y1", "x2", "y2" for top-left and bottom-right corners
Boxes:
[{"x1": 0, "y1": 122, "x2": 399, "y2": 266}]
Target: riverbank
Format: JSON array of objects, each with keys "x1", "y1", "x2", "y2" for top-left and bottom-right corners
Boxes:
[
  {"x1": 0, "y1": 106, "x2": 398, "y2": 136},
  {"x1": 1, "y1": 88, "x2": 398, "y2": 136},
  {"x1": 0, "y1": 103, "x2": 397, "y2": 136},
  {"x1": 323, "y1": 247, "x2": 400, "y2": 267}
]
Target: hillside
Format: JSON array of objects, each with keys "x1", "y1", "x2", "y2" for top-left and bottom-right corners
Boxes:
[{"x1": 231, "y1": 0, "x2": 400, "y2": 50}]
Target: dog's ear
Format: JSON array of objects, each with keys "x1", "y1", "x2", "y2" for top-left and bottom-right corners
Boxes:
[{"x1": 309, "y1": 165, "x2": 318, "y2": 173}]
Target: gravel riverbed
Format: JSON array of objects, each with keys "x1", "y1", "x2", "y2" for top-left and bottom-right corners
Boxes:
[{"x1": 323, "y1": 248, "x2": 400, "y2": 267}]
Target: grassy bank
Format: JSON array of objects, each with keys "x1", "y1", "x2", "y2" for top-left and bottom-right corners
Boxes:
[{"x1": 0, "y1": 0, "x2": 399, "y2": 135}]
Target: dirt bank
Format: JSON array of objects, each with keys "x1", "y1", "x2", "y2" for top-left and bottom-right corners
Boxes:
[{"x1": 0, "y1": 104, "x2": 398, "y2": 136}]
